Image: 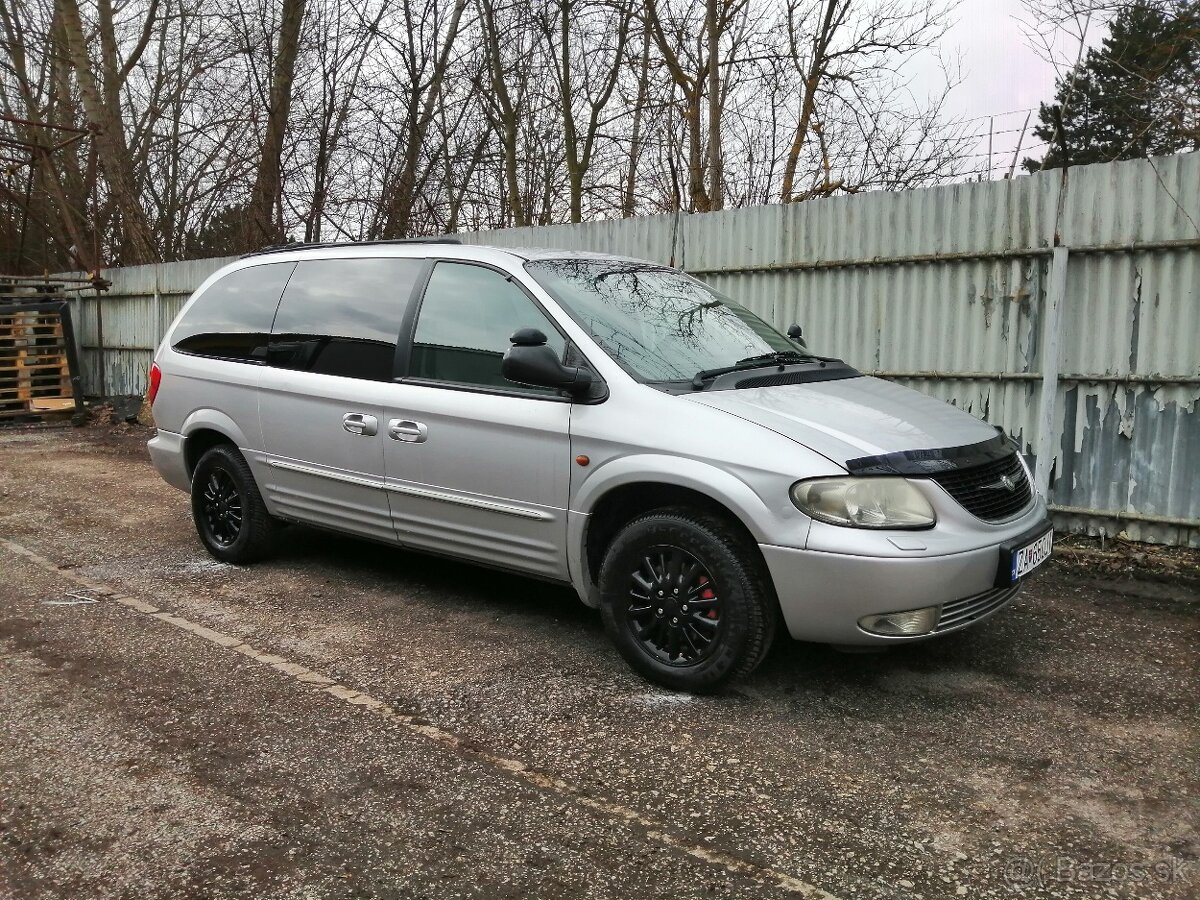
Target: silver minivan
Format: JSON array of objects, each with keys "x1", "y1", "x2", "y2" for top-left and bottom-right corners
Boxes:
[{"x1": 148, "y1": 240, "x2": 1052, "y2": 691}]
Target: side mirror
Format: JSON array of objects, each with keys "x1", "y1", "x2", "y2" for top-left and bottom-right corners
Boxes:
[
  {"x1": 787, "y1": 324, "x2": 807, "y2": 349},
  {"x1": 502, "y1": 328, "x2": 594, "y2": 398}
]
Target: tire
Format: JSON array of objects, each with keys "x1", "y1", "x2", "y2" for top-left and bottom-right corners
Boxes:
[
  {"x1": 190, "y1": 444, "x2": 278, "y2": 564},
  {"x1": 598, "y1": 507, "x2": 777, "y2": 693}
]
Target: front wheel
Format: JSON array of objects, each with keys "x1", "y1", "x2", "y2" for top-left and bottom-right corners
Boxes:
[
  {"x1": 598, "y1": 508, "x2": 777, "y2": 693},
  {"x1": 190, "y1": 444, "x2": 278, "y2": 564}
]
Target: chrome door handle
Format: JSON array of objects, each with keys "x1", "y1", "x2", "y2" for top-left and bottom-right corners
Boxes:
[
  {"x1": 388, "y1": 419, "x2": 428, "y2": 443},
  {"x1": 342, "y1": 413, "x2": 378, "y2": 436}
]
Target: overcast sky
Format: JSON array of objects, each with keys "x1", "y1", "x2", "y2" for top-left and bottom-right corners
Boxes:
[{"x1": 910, "y1": 0, "x2": 1107, "y2": 177}]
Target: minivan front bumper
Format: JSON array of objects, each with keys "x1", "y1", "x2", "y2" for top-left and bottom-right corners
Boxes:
[{"x1": 760, "y1": 513, "x2": 1051, "y2": 645}]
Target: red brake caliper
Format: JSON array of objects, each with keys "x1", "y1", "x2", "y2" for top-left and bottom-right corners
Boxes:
[{"x1": 698, "y1": 576, "x2": 718, "y2": 618}]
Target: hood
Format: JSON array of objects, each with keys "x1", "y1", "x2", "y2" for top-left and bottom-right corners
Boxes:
[{"x1": 685, "y1": 376, "x2": 998, "y2": 468}]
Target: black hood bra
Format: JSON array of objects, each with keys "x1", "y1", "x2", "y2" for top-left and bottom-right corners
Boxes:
[{"x1": 844, "y1": 432, "x2": 1017, "y2": 477}]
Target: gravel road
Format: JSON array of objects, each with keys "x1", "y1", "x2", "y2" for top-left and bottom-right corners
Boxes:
[{"x1": 0, "y1": 424, "x2": 1195, "y2": 899}]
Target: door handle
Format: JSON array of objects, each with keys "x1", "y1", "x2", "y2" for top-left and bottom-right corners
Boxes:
[
  {"x1": 388, "y1": 419, "x2": 428, "y2": 443},
  {"x1": 342, "y1": 413, "x2": 379, "y2": 436}
]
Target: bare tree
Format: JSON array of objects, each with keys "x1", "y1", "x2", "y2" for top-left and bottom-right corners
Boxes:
[
  {"x1": 56, "y1": 0, "x2": 159, "y2": 263},
  {"x1": 244, "y1": 0, "x2": 305, "y2": 249},
  {"x1": 645, "y1": 0, "x2": 714, "y2": 211},
  {"x1": 1016, "y1": 0, "x2": 1116, "y2": 171},
  {"x1": 705, "y1": 0, "x2": 723, "y2": 209},
  {"x1": 291, "y1": 0, "x2": 378, "y2": 242},
  {"x1": 476, "y1": 0, "x2": 545, "y2": 227},
  {"x1": 0, "y1": 0, "x2": 93, "y2": 270},
  {"x1": 1, "y1": 0, "x2": 985, "y2": 272},
  {"x1": 536, "y1": 0, "x2": 633, "y2": 222},
  {"x1": 371, "y1": 0, "x2": 468, "y2": 238},
  {"x1": 1018, "y1": 0, "x2": 1120, "y2": 71},
  {"x1": 621, "y1": 22, "x2": 652, "y2": 217},
  {"x1": 779, "y1": 0, "x2": 958, "y2": 202}
]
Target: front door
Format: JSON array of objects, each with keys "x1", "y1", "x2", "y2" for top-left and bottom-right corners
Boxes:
[{"x1": 384, "y1": 261, "x2": 573, "y2": 579}]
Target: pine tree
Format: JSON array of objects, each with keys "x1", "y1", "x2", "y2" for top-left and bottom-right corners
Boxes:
[{"x1": 1024, "y1": 1, "x2": 1199, "y2": 171}]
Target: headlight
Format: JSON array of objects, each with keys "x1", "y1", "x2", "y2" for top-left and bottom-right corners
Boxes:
[{"x1": 790, "y1": 477, "x2": 936, "y2": 529}]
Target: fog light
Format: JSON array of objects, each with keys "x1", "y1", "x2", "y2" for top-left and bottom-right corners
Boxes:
[{"x1": 858, "y1": 605, "x2": 941, "y2": 636}]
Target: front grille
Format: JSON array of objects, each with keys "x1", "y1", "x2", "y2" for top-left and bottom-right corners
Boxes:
[
  {"x1": 928, "y1": 450, "x2": 1032, "y2": 522},
  {"x1": 934, "y1": 584, "x2": 1021, "y2": 633}
]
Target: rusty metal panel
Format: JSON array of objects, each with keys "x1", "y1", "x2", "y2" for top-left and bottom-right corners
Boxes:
[
  {"x1": 1044, "y1": 151, "x2": 1200, "y2": 547},
  {"x1": 77, "y1": 347, "x2": 156, "y2": 401},
  {"x1": 73, "y1": 292, "x2": 188, "y2": 395},
  {"x1": 1051, "y1": 243, "x2": 1199, "y2": 547}
]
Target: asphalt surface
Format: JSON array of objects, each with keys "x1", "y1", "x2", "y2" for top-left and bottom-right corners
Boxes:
[{"x1": 0, "y1": 424, "x2": 1196, "y2": 899}]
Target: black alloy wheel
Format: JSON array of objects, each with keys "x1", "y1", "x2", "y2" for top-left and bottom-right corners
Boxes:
[
  {"x1": 626, "y1": 546, "x2": 723, "y2": 666},
  {"x1": 200, "y1": 467, "x2": 243, "y2": 547},
  {"x1": 190, "y1": 443, "x2": 279, "y2": 564},
  {"x1": 598, "y1": 507, "x2": 777, "y2": 692}
]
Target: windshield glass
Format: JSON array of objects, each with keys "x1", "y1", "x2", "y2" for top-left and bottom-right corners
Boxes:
[{"x1": 524, "y1": 259, "x2": 798, "y2": 382}]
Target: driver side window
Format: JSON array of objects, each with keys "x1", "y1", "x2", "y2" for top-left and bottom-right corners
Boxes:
[{"x1": 410, "y1": 262, "x2": 565, "y2": 393}]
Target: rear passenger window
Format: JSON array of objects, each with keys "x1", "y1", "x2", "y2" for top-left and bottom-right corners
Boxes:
[
  {"x1": 171, "y1": 262, "x2": 294, "y2": 362},
  {"x1": 410, "y1": 263, "x2": 565, "y2": 393},
  {"x1": 269, "y1": 257, "x2": 422, "y2": 382}
]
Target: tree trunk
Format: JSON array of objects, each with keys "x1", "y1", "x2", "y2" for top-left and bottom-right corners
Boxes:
[
  {"x1": 622, "y1": 32, "x2": 650, "y2": 218},
  {"x1": 686, "y1": 89, "x2": 709, "y2": 212},
  {"x1": 384, "y1": 0, "x2": 467, "y2": 237},
  {"x1": 501, "y1": 117, "x2": 526, "y2": 226},
  {"x1": 57, "y1": 0, "x2": 158, "y2": 265},
  {"x1": 560, "y1": 2, "x2": 583, "y2": 223},
  {"x1": 479, "y1": 0, "x2": 528, "y2": 227},
  {"x1": 706, "y1": 0, "x2": 722, "y2": 211},
  {"x1": 245, "y1": 0, "x2": 306, "y2": 250},
  {"x1": 646, "y1": 1, "x2": 709, "y2": 212},
  {"x1": 781, "y1": 0, "x2": 837, "y2": 204}
]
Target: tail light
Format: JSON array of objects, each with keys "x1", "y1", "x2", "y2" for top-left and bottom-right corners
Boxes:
[{"x1": 148, "y1": 362, "x2": 162, "y2": 405}]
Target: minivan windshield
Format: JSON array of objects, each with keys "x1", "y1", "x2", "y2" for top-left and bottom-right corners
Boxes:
[{"x1": 524, "y1": 259, "x2": 802, "y2": 383}]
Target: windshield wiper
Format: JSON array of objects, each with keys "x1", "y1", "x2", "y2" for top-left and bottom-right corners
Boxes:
[
  {"x1": 736, "y1": 350, "x2": 812, "y2": 366},
  {"x1": 690, "y1": 351, "x2": 823, "y2": 390}
]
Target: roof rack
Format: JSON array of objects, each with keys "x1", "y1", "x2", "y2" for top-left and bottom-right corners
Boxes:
[{"x1": 241, "y1": 237, "x2": 463, "y2": 259}]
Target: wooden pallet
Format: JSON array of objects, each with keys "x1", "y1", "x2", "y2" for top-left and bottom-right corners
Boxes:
[{"x1": 0, "y1": 303, "x2": 81, "y2": 421}]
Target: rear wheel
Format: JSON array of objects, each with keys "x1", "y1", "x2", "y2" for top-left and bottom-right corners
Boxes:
[
  {"x1": 191, "y1": 444, "x2": 278, "y2": 563},
  {"x1": 598, "y1": 507, "x2": 776, "y2": 693}
]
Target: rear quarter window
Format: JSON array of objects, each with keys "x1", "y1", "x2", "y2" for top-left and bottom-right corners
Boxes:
[{"x1": 171, "y1": 262, "x2": 295, "y2": 362}]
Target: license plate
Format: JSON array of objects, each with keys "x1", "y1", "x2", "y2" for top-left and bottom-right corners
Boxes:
[{"x1": 1011, "y1": 528, "x2": 1053, "y2": 581}]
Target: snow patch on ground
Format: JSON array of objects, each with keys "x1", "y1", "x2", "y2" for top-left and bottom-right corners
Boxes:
[
  {"x1": 630, "y1": 691, "x2": 696, "y2": 707},
  {"x1": 177, "y1": 558, "x2": 235, "y2": 574}
]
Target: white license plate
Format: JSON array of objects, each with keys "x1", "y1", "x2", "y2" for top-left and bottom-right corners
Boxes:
[{"x1": 1011, "y1": 529, "x2": 1053, "y2": 581}]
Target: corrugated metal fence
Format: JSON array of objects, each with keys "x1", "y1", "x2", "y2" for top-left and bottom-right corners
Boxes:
[{"x1": 64, "y1": 153, "x2": 1200, "y2": 546}]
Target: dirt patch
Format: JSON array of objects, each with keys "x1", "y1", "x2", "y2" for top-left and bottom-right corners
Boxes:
[
  {"x1": 1052, "y1": 532, "x2": 1200, "y2": 592},
  {"x1": 0, "y1": 401, "x2": 151, "y2": 459}
]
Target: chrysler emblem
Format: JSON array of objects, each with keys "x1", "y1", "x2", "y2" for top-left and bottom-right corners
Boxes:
[{"x1": 983, "y1": 474, "x2": 1017, "y2": 492}]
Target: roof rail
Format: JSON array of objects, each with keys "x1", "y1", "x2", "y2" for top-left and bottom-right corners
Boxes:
[{"x1": 240, "y1": 237, "x2": 463, "y2": 259}]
